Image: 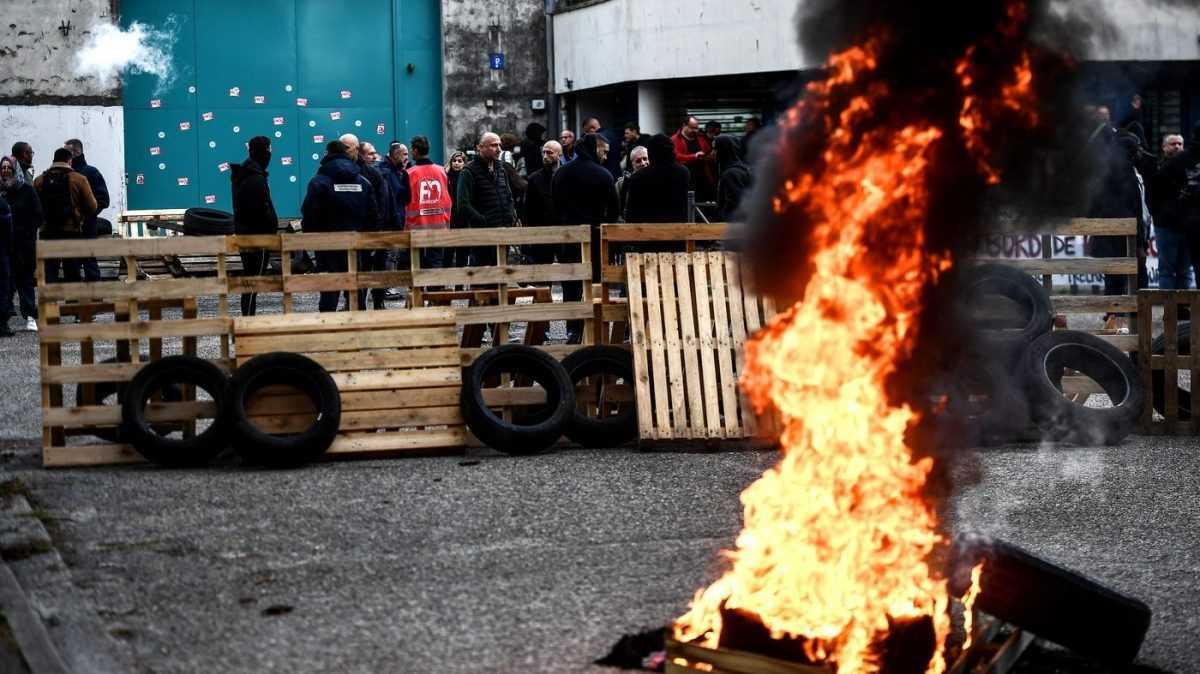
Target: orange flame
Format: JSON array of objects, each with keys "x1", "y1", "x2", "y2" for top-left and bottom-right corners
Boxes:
[
  {"x1": 960, "y1": 562, "x2": 985, "y2": 651},
  {"x1": 673, "y1": 26, "x2": 1037, "y2": 674}
]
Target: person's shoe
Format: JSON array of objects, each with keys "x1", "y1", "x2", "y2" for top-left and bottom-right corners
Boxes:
[{"x1": 25, "y1": 317, "x2": 37, "y2": 332}]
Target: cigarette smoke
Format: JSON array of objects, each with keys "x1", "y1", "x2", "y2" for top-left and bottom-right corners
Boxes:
[{"x1": 75, "y1": 17, "x2": 180, "y2": 93}]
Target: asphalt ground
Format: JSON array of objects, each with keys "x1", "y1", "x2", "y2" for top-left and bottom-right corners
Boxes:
[{"x1": 1, "y1": 299, "x2": 1197, "y2": 673}]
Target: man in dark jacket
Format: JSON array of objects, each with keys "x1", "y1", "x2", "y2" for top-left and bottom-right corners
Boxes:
[
  {"x1": 0, "y1": 194, "x2": 12, "y2": 336},
  {"x1": 553, "y1": 133, "x2": 618, "y2": 342},
  {"x1": 625, "y1": 134, "x2": 690, "y2": 224},
  {"x1": 583, "y1": 117, "x2": 623, "y2": 179},
  {"x1": 456, "y1": 132, "x2": 515, "y2": 266},
  {"x1": 1, "y1": 155, "x2": 42, "y2": 330},
  {"x1": 1164, "y1": 121, "x2": 1200, "y2": 288},
  {"x1": 11, "y1": 142, "x2": 34, "y2": 183},
  {"x1": 714, "y1": 135, "x2": 752, "y2": 222},
  {"x1": 518, "y1": 122, "x2": 546, "y2": 177},
  {"x1": 1150, "y1": 133, "x2": 1188, "y2": 288},
  {"x1": 523, "y1": 140, "x2": 563, "y2": 271},
  {"x1": 230, "y1": 136, "x2": 279, "y2": 316},
  {"x1": 34, "y1": 148, "x2": 98, "y2": 284},
  {"x1": 64, "y1": 139, "x2": 109, "y2": 282},
  {"x1": 354, "y1": 139, "x2": 395, "y2": 309},
  {"x1": 301, "y1": 140, "x2": 376, "y2": 312}
]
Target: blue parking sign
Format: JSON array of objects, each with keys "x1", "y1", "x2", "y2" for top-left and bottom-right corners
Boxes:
[{"x1": 490, "y1": 53, "x2": 505, "y2": 70}]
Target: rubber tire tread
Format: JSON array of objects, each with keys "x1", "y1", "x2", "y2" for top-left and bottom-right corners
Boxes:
[
  {"x1": 560, "y1": 346, "x2": 638, "y2": 448},
  {"x1": 183, "y1": 207, "x2": 234, "y2": 236},
  {"x1": 120, "y1": 355, "x2": 231, "y2": 467},
  {"x1": 963, "y1": 264, "x2": 1053, "y2": 366},
  {"x1": 954, "y1": 534, "x2": 1151, "y2": 665},
  {"x1": 1146, "y1": 322, "x2": 1191, "y2": 419},
  {"x1": 1022, "y1": 330, "x2": 1144, "y2": 445},
  {"x1": 79, "y1": 356, "x2": 183, "y2": 443},
  {"x1": 227, "y1": 352, "x2": 341, "y2": 468},
  {"x1": 462, "y1": 345, "x2": 574, "y2": 455}
]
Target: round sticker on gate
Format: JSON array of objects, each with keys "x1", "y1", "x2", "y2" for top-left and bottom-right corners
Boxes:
[
  {"x1": 158, "y1": 162, "x2": 166, "y2": 170},
  {"x1": 233, "y1": 126, "x2": 241, "y2": 133},
  {"x1": 157, "y1": 131, "x2": 166, "y2": 139},
  {"x1": 311, "y1": 153, "x2": 319, "y2": 160},
  {"x1": 275, "y1": 131, "x2": 282, "y2": 139},
  {"x1": 290, "y1": 176, "x2": 297, "y2": 183}
]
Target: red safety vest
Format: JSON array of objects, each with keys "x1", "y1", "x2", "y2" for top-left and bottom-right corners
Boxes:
[{"x1": 405, "y1": 163, "x2": 452, "y2": 230}]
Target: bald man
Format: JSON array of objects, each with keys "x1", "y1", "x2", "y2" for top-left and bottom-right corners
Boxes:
[
  {"x1": 338, "y1": 133, "x2": 360, "y2": 161},
  {"x1": 456, "y1": 132, "x2": 516, "y2": 266}
]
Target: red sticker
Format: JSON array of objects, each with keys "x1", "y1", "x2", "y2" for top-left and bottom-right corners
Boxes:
[
  {"x1": 313, "y1": 135, "x2": 325, "y2": 144},
  {"x1": 177, "y1": 177, "x2": 189, "y2": 186},
  {"x1": 150, "y1": 99, "x2": 162, "y2": 108},
  {"x1": 229, "y1": 87, "x2": 240, "y2": 97},
  {"x1": 179, "y1": 121, "x2": 191, "y2": 131},
  {"x1": 149, "y1": 146, "x2": 161, "y2": 156},
  {"x1": 340, "y1": 90, "x2": 352, "y2": 99},
  {"x1": 376, "y1": 123, "x2": 385, "y2": 135},
  {"x1": 254, "y1": 95, "x2": 265, "y2": 104},
  {"x1": 204, "y1": 194, "x2": 216, "y2": 204},
  {"x1": 135, "y1": 173, "x2": 145, "y2": 185},
  {"x1": 273, "y1": 116, "x2": 285, "y2": 126},
  {"x1": 330, "y1": 111, "x2": 342, "y2": 120},
  {"x1": 296, "y1": 97, "x2": 308, "y2": 107},
  {"x1": 280, "y1": 156, "x2": 293, "y2": 166},
  {"x1": 218, "y1": 162, "x2": 230, "y2": 172},
  {"x1": 201, "y1": 112, "x2": 214, "y2": 121}
]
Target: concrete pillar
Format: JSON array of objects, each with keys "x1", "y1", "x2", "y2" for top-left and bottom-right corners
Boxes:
[{"x1": 636, "y1": 81, "x2": 664, "y2": 135}]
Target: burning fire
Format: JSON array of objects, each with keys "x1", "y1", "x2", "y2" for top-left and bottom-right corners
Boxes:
[
  {"x1": 673, "y1": 8, "x2": 1040, "y2": 674},
  {"x1": 960, "y1": 562, "x2": 986, "y2": 651}
]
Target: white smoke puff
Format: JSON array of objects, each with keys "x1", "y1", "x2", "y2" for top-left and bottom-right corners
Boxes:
[{"x1": 74, "y1": 17, "x2": 179, "y2": 93}]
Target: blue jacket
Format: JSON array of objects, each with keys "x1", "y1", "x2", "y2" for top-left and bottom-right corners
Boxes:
[
  {"x1": 71, "y1": 155, "x2": 109, "y2": 219},
  {"x1": 377, "y1": 158, "x2": 408, "y2": 230},
  {"x1": 300, "y1": 154, "x2": 376, "y2": 233}
]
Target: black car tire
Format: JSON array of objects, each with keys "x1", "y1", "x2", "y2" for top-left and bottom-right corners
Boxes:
[
  {"x1": 462, "y1": 345, "x2": 574, "y2": 455},
  {"x1": 953, "y1": 534, "x2": 1151, "y2": 665},
  {"x1": 78, "y1": 356, "x2": 183, "y2": 443},
  {"x1": 560, "y1": 346, "x2": 638, "y2": 448},
  {"x1": 962, "y1": 264, "x2": 1053, "y2": 366},
  {"x1": 120, "y1": 355, "x2": 231, "y2": 467},
  {"x1": 1145, "y1": 322, "x2": 1191, "y2": 420},
  {"x1": 1022, "y1": 330, "x2": 1144, "y2": 445},
  {"x1": 183, "y1": 207, "x2": 234, "y2": 236},
  {"x1": 227, "y1": 352, "x2": 341, "y2": 468}
]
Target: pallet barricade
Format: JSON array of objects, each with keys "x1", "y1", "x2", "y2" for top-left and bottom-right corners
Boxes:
[{"x1": 1137, "y1": 289, "x2": 1198, "y2": 435}]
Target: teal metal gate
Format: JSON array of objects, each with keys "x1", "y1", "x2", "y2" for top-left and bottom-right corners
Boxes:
[{"x1": 122, "y1": 0, "x2": 443, "y2": 217}]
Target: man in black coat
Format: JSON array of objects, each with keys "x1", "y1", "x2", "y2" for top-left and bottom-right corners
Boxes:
[
  {"x1": 715, "y1": 135, "x2": 752, "y2": 222},
  {"x1": 625, "y1": 134, "x2": 690, "y2": 224},
  {"x1": 230, "y1": 136, "x2": 279, "y2": 316},
  {"x1": 354, "y1": 139, "x2": 395, "y2": 309},
  {"x1": 552, "y1": 133, "x2": 618, "y2": 342},
  {"x1": 64, "y1": 139, "x2": 109, "y2": 282},
  {"x1": 523, "y1": 140, "x2": 563, "y2": 268},
  {"x1": 456, "y1": 132, "x2": 515, "y2": 266},
  {"x1": 301, "y1": 140, "x2": 376, "y2": 312}
]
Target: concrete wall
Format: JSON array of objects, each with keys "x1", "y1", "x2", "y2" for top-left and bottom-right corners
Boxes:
[
  {"x1": 441, "y1": 0, "x2": 551, "y2": 154},
  {"x1": 1088, "y1": 1, "x2": 1200, "y2": 62},
  {"x1": 0, "y1": 0, "x2": 119, "y2": 103},
  {"x1": 0, "y1": 105, "x2": 126, "y2": 222}
]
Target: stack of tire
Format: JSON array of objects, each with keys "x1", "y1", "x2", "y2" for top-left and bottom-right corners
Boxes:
[
  {"x1": 958, "y1": 264, "x2": 1144, "y2": 446},
  {"x1": 110, "y1": 353, "x2": 341, "y2": 468},
  {"x1": 461, "y1": 345, "x2": 638, "y2": 455},
  {"x1": 182, "y1": 207, "x2": 234, "y2": 236}
]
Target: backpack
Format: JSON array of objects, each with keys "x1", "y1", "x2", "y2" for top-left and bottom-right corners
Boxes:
[{"x1": 40, "y1": 169, "x2": 76, "y2": 230}]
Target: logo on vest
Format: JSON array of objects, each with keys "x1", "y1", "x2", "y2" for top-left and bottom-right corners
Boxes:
[
  {"x1": 334, "y1": 183, "x2": 363, "y2": 192},
  {"x1": 418, "y1": 179, "x2": 443, "y2": 204}
]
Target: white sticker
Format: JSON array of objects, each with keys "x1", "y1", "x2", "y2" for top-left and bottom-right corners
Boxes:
[
  {"x1": 232, "y1": 126, "x2": 240, "y2": 133},
  {"x1": 290, "y1": 176, "x2": 297, "y2": 183},
  {"x1": 135, "y1": 173, "x2": 145, "y2": 185},
  {"x1": 188, "y1": 85, "x2": 196, "y2": 94},
  {"x1": 273, "y1": 116, "x2": 285, "y2": 126},
  {"x1": 340, "y1": 90, "x2": 352, "y2": 99},
  {"x1": 375, "y1": 123, "x2": 385, "y2": 135},
  {"x1": 313, "y1": 135, "x2": 325, "y2": 143},
  {"x1": 149, "y1": 146, "x2": 161, "y2": 155},
  {"x1": 202, "y1": 112, "x2": 214, "y2": 121},
  {"x1": 280, "y1": 156, "x2": 293, "y2": 166},
  {"x1": 254, "y1": 95, "x2": 266, "y2": 104},
  {"x1": 218, "y1": 162, "x2": 230, "y2": 172},
  {"x1": 157, "y1": 131, "x2": 166, "y2": 139},
  {"x1": 274, "y1": 131, "x2": 282, "y2": 139},
  {"x1": 311, "y1": 153, "x2": 319, "y2": 160},
  {"x1": 229, "y1": 87, "x2": 240, "y2": 97},
  {"x1": 285, "y1": 84, "x2": 294, "y2": 92},
  {"x1": 150, "y1": 99, "x2": 161, "y2": 108},
  {"x1": 204, "y1": 194, "x2": 216, "y2": 204},
  {"x1": 296, "y1": 97, "x2": 308, "y2": 107},
  {"x1": 330, "y1": 111, "x2": 342, "y2": 121},
  {"x1": 177, "y1": 177, "x2": 189, "y2": 186},
  {"x1": 308, "y1": 120, "x2": 317, "y2": 128},
  {"x1": 179, "y1": 121, "x2": 191, "y2": 131},
  {"x1": 334, "y1": 183, "x2": 362, "y2": 192},
  {"x1": 158, "y1": 162, "x2": 166, "y2": 170}
]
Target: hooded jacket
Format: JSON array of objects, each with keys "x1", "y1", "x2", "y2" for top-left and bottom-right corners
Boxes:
[
  {"x1": 715, "y1": 136, "x2": 752, "y2": 222},
  {"x1": 624, "y1": 134, "x2": 690, "y2": 223},
  {"x1": 33, "y1": 162, "x2": 97, "y2": 233},
  {"x1": 300, "y1": 153, "x2": 376, "y2": 233},
  {"x1": 379, "y1": 156, "x2": 409, "y2": 229},
  {"x1": 0, "y1": 155, "x2": 44, "y2": 242},
  {"x1": 230, "y1": 158, "x2": 279, "y2": 235},
  {"x1": 71, "y1": 154, "x2": 110, "y2": 221},
  {"x1": 358, "y1": 158, "x2": 396, "y2": 231},
  {"x1": 552, "y1": 134, "x2": 618, "y2": 226}
]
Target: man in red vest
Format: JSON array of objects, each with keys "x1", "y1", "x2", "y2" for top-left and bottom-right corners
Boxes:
[{"x1": 403, "y1": 135, "x2": 452, "y2": 268}]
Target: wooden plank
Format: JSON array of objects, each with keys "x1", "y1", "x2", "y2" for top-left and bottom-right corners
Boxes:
[
  {"x1": 226, "y1": 277, "x2": 285, "y2": 293},
  {"x1": 327, "y1": 428, "x2": 466, "y2": 454},
  {"x1": 1164, "y1": 297, "x2": 1179, "y2": 425},
  {"x1": 250, "y1": 407, "x2": 462, "y2": 433},
  {"x1": 691, "y1": 253, "x2": 723, "y2": 438},
  {"x1": 1098, "y1": 333, "x2": 1138, "y2": 351},
  {"x1": 657, "y1": 253, "x2": 690, "y2": 437},
  {"x1": 40, "y1": 277, "x2": 227, "y2": 302},
  {"x1": 1060, "y1": 376, "x2": 1107, "y2": 396},
  {"x1": 708, "y1": 252, "x2": 742, "y2": 438},
  {"x1": 37, "y1": 236, "x2": 227, "y2": 259},
  {"x1": 235, "y1": 307, "x2": 455, "y2": 334},
  {"x1": 234, "y1": 325, "x2": 457, "y2": 356},
  {"x1": 43, "y1": 400, "x2": 218, "y2": 427},
  {"x1": 453, "y1": 301, "x2": 593, "y2": 325},
  {"x1": 972, "y1": 258, "x2": 1137, "y2": 275},
  {"x1": 600, "y1": 302, "x2": 631, "y2": 322},
  {"x1": 43, "y1": 443, "x2": 145, "y2": 467},
  {"x1": 228, "y1": 234, "x2": 281, "y2": 250},
  {"x1": 994, "y1": 217, "x2": 1137, "y2": 237},
  {"x1": 283, "y1": 272, "x2": 357, "y2": 294},
  {"x1": 673, "y1": 253, "x2": 706, "y2": 438},
  {"x1": 355, "y1": 271, "x2": 414, "y2": 289},
  {"x1": 626, "y1": 255, "x2": 656, "y2": 440},
  {"x1": 411, "y1": 225, "x2": 590, "y2": 247},
  {"x1": 411, "y1": 263, "x2": 591, "y2": 287},
  {"x1": 279, "y1": 231, "x2": 410, "y2": 252},
  {"x1": 601, "y1": 223, "x2": 730, "y2": 242},
  {"x1": 330, "y1": 367, "x2": 462, "y2": 392},
  {"x1": 42, "y1": 359, "x2": 234, "y2": 385},
  {"x1": 247, "y1": 386, "x2": 460, "y2": 414},
  {"x1": 39, "y1": 317, "x2": 231, "y2": 343},
  {"x1": 725, "y1": 254, "x2": 757, "y2": 437},
  {"x1": 664, "y1": 638, "x2": 829, "y2": 674},
  {"x1": 643, "y1": 254, "x2": 672, "y2": 439},
  {"x1": 1049, "y1": 294, "x2": 1138, "y2": 313},
  {"x1": 458, "y1": 344, "x2": 592, "y2": 366},
  {"x1": 289, "y1": 347, "x2": 461, "y2": 372}
]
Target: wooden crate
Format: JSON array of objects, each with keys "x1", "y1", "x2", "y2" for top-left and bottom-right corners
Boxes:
[
  {"x1": 234, "y1": 308, "x2": 466, "y2": 456},
  {"x1": 1137, "y1": 289, "x2": 1200, "y2": 435},
  {"x1": 665, "y1": 637, "x2": 829, "y2": 674},
  {"x1": 277, "y1": 231, "x2": 412, "y2": 312},
  {"x1": 626, "y1": 252, "x2": 778, "y2": 445},
  {"x1": 37, "y1": 236, "x2": 234, "y2": 468}
]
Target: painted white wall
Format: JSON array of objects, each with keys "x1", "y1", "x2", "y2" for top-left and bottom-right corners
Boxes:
[
  {"x1": 636, "y1": 82, "x2": 664, "y2": 135},
  {"x1": 554, "y1": 0, "x2": 1200, "y2": 94},
  {"x1": 0, "y1": 105, "x2": 126, "y2": 223}
]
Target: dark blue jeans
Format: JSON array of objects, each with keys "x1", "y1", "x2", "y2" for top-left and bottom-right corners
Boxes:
[
  {"x1": 1156, "y1": 226, "x2": 1191, "y2": 289},
  {"x1": 0, "y1": 249, "x2": 12, "y2": 321},
  {"x1": 82, "y1": 217, "x2": 101, "y2": 282},
  {"x1": 315, "y1": 250, "x2": 348, "y2": 312}
]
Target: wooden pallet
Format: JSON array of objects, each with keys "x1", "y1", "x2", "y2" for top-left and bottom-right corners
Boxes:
[
  {"x1": 234, "y1": 308, "x2": 466, "y2": 456},
  {"x1": 1137, "y1": 289, "x2": 1200, "y2": 435},
  {"x1": 626, "y1": 252, "x2": 778, "y2": 445}
]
